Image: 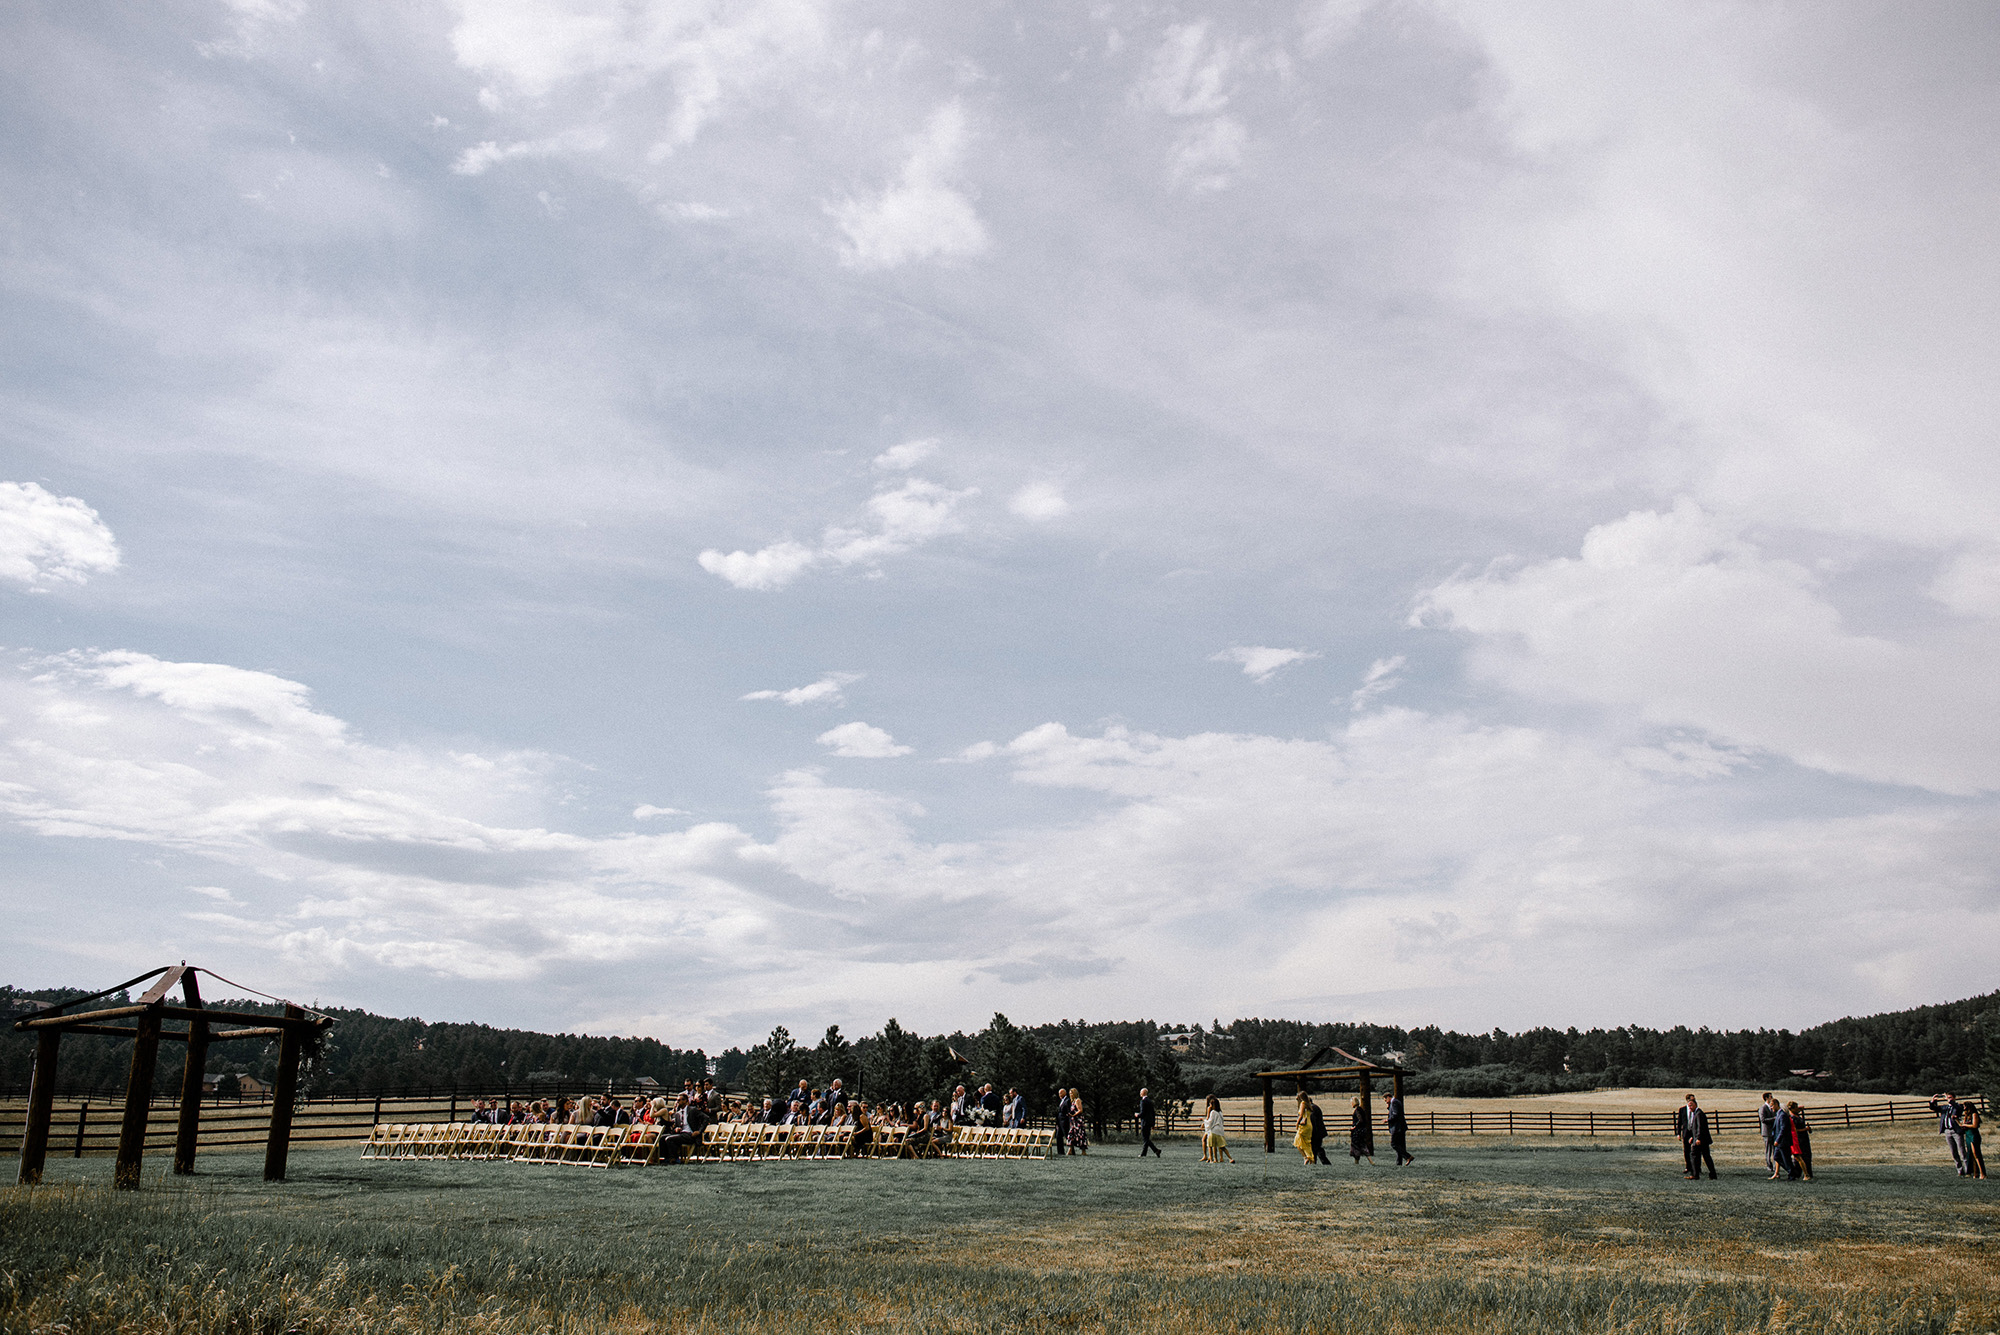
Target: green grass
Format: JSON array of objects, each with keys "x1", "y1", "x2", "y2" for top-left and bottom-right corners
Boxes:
[{"x1": 3, "y1": 1138, "x2": 1995, "y2": 1333}]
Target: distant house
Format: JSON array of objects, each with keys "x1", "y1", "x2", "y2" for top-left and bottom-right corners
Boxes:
[{"x1": 202, "y1": 1072, "x2": 268, "y2": 1098}]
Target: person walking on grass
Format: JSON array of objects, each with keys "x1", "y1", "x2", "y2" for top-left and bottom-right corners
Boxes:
[
  {"x1": 1384, "y1": 1089, "x2": 1413, "y2": 1166},
  {"x1": 1138, "y1": 1087, "x2": 1162, "y2": 1157},
  {"x1": 1053, "y1": 1087, "x2": 1072, "y2": 1154},
  {"x1": 1348, "y1": 1096, "x2": 1375, "y2": 1165},
  {"x1": 1676, "y1": 1095, "x2": 1716, "y2": 1180},
  {"x1": 1760, "y1": 1093, "x2": 1781, "y2": 1177},
  {"x1": 1201, "y1": 1095, "x2": 1234, "y2": 1163},
  {"x1": 1771, "y1": 1101, "x2": 1801, "y2": 1181},
  {"x1": 1067, "y1": 1093, "x2": 1090, "y2": 1155},
  {"x1": 1957, "y1": 1102, "x2": 1987, "y2": 1179},
  {"x1": 1293, "y1": 1093, "x2": 1315, "y2": 1164},
  {"x1": 1784, "y1": 1101, "x2": 1813, "y2": 1181}
]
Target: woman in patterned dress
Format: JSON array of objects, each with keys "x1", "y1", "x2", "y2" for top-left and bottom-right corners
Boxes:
[{"x1": 1067, "y1": 1094, "x2": 1090, "y2": 1154}]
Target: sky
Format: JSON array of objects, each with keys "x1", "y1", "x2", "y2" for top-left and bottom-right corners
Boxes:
[{"x1": 2, "y1": 0, "x2": 1997, "y2": 1050}]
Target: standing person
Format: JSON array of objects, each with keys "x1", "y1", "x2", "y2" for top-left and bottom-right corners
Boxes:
[
  {"x1": 1202, "y1": 1095, "x2": 1234, "y2": 1163},
  {"x1": 1957, "y1": 1102, "x2": 1987, "y2": 1179},
  {"x1": 1928, "y1": 1093, "x2": 1969, "y2": 1175},
  {"x1": 1053, "y1": 1087, "x2": 1072, "y2": 1155},
  {"x1": 1137, "y1": 1087, "x2": 1162, "y2": 1157},
  {"x1": 1771, "y1": 1101, "x2": 1800, "y2": 1180},
  {"x1": 1384, "y1": 1089, "x2": 1413, "y2": 1166},
  {"x1": 1067, "y1": 1093, "x2": 1089, "y2": 1155},
  {"x1": 1308, "y1": 1095, "x2": 1333, "y2": 1165},
  {"x1": 1347, "y1": 1096, "x2": 1375, "y2": 1165},
  {"x1": 1292, "y1": 1094, "x2": 1314, "y2": 1164},
  {"x1": 1676, "y1": 1095, "x2": 1716, "y2": 1180},
  {"x1": 1785, "y1": 1101, "x2": 1813, "y2": 1182},
  {"x1": 1759, "y1": 1094, "x2": 1781, "y2": 1178},
  {"x1": 1004, "y1": 1088, "x2": 1024, "y2": 1128}
]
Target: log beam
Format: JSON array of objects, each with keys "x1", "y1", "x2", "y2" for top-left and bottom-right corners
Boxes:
[
  {"x1": 174, "y1": 971, "x2": 207, "y2": 1176},
  {"x1": 263, "y1": 1005, "x2": 305, "y2": 1182},
  {"x1": 114, "y1": 1007, "x2": 163, "y2": 1189},
  {"x1": 17, "y1": 1029, "x2": 61, "y2": 1185}
]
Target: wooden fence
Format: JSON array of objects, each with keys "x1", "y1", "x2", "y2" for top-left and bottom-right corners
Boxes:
[{"x1": 3, "y1": 1092, "x2": 1984, "y2": 1160}]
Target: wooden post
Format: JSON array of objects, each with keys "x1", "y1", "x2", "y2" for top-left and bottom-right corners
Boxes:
[
  {"x1": 1359, "y1": 1070, "x2": 1372, "y2": 1141},
  {"x1": 1261, "y1": 1077, "x2": 1275, "y2": 1154},
  {"x1": 74, "y1": 1102, "x2": 90, "y2": 1157},
  {"x1": 173, "y1": 973, "x2": 208, "y2": 1175},
  {"x1": 263, "y1": 1006, "x2": 305, "y2": 1182},
  {"x1": 115, "y1": 1006, "x2": 163, "y2": 1189},
  {"x1": 17, "y1": 1029, "x2": 61, "y2": 1185}
]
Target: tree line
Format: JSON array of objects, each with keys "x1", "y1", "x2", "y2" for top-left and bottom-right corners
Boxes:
[{"x1": 6, "y1": 984, "x2": 1997, "y2": 1107}]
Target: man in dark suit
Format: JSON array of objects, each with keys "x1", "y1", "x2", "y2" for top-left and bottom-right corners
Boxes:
[
  {"x1": 1306, "y1": 1095, "x2": 1330, "y2": 1164},
  {"x1": 1384, "y1": 1091, "x2": 1413, "y2": 1166},
  {"x1": 1053, "y1": 1087, "x2": 1071, "y2": 1154},
  {"x1": 1137, "y1": 1088, "x2": 1161, "y2": 1157},
  {"x1": 1676, "y1": 1095, "x2": 1715, "y2": 1178}
]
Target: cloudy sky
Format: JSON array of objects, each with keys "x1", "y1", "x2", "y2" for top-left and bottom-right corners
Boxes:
[{"x1": 3, "y1": 0, "x2": 1996, "y2": 1049}]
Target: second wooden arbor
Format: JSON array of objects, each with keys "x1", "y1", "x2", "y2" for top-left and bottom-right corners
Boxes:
[
  {"x1": 14, "y1": 964, "x2": 334, "y2": 1188},
  {"x1": 1257, "y1": 1058, "x2": 1407, "y2": 1153}
]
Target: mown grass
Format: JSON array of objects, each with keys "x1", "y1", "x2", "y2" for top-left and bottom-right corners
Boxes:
[{"x1": 3, "y1": 1134, "x2": 1994, "y2": 1333}]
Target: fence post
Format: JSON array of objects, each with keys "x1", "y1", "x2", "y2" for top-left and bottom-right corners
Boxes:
[
  {"x1": 1548, "y1": 1110, "x2": 1554, "y2": 1137},
  {"x1": 1888, "y1": 1101, "x2": 1895, "y2": 1123},
  {"x1": 1588, "y1": 1110, "x2": 1594, "y2": 1137},
  {"x1": 449, "y1": 1092, "x2": 458, "y2": 1125},
  {"x1": 1843, "y1": 1104, "x2": 1850, "y2": 1128},
  {"x1": 1629, "y1": 1112, "x2": 1635, "y2": 1136},
  {"x1": 73, "y1": 1102, "x2": 90, "y2": 1158},
  {"x1": 373, "y1": 1095, "x2": 382, "y2": 1128}
]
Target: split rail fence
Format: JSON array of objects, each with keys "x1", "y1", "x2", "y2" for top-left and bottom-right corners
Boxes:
[{"x1": 4, "y1": 1092, "x2": 1981, "y2": 1162}]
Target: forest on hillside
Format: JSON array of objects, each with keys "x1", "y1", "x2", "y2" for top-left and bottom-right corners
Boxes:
[{"x1": 6, "y1": 985, "x2": 1997, "y2": 1115}]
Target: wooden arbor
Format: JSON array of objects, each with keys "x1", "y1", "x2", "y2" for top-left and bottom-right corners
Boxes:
[
  {"x1": 13, "y1": 964, "x2": 334, "y2": 1188},
  {"x1": 1257, "y1": 1054, "x2": 1407, "y2": 1153}
]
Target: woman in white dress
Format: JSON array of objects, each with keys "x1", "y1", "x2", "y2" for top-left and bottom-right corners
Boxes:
[{"x1": 1202, "y1": 1095, "x2": 1234, "y2": 1163}]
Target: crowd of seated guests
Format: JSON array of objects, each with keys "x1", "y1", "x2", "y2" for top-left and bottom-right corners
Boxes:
[{"x1": 457, "y1": 1077, "x2": 1037, "y2": 1162}]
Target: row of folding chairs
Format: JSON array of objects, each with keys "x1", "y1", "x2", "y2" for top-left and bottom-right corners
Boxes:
[
  {"x1": 942, "y1": 1126, "x2": 1055, "y2": 1159},
  {"x1": 360, "y1": 1123, "x2": 520, "y2": 1160}
]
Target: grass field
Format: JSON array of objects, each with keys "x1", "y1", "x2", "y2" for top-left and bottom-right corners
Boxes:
[{"x1": 3, "y1": 1125, "x2": 1994, "y2": 1334}]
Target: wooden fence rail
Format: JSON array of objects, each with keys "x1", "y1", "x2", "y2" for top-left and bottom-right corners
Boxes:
[{"x1": 5, "y1": 1092, "x2": 1984, "y2": 1159}]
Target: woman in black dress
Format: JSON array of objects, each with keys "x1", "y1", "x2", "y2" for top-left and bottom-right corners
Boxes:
[{"x1": 1348, "y1": 1095, "x2": 1375, "y2": 1164}]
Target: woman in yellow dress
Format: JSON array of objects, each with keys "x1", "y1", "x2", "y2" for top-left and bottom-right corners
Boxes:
[{"x1": 1293, "y1": 1093, "x2": 1314, "y2": 1163}]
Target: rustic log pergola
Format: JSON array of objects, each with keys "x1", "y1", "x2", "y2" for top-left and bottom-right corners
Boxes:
[
  {"x1": 1257, "y1": 1050, "x2": 1407, "y2": 1153},
  {"x1": 13, "y1": 964, "x2": 334, "y2": 1188}
]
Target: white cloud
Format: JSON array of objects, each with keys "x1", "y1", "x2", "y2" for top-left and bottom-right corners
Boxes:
[
  {"x1": 446, "y1": 0, "x2": 828, "y2": 153},
  {"x1": 815, "y1": 721, "x2": 912, "y2": 759},
  {"x1": 632, "y1": 804, "x2": 686, "y2": 820},
  {"x1": 1211, "y1": 645, "x2": 1318, "y2": 684},
  {"x1": 1416, "y1": 501, "x2": 2000, "y2": 795},
  {"x1": 696, "y1": 540, "x2": 818, "y2": 591},
  {"x1": 741, "y1": 672, "x2": 861, "y2": 706},
  {"x1": 699, "y1": 478, "x2": 975, "y2": 590},
  {"x1": 873, "y1": 438, "x2": 937, "y2": 470},
  {"x1": 0, "y1": 482, "x2": 121, "y2": 590},
  {"x1": 1348, "y1": 655, "x2": 1405, "y2": 710},
  {"x1": 1933, "y1": 547, "x2": 2000, "y2": 620},
  {"x1": 1135, "y1": 23, "x2": 1252, "y2": 191},
  {"x1": 830, "y1": 101, "x2": 988, "y2": 270},
  {"x1": 3, "y1": 646, "x2": 1994, "y2": 1038},
  {"x1": 1008, "y1": 481, "x2": 1069, "y2": 521}
]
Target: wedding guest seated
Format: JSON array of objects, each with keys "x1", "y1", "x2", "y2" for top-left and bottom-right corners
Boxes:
[{"x1": 652, "y1": 1094, "x2": 709, "y2": 1165}]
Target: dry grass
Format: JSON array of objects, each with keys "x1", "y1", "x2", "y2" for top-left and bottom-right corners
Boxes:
[{"x1": 3, "y1": 1131, "x2": 1994, "y2": 1334}]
